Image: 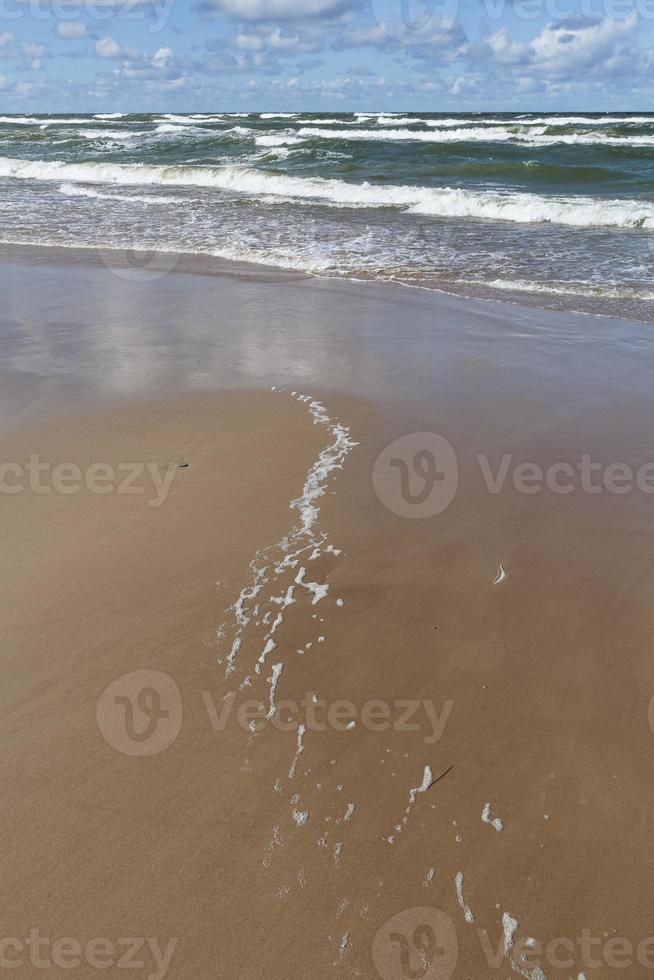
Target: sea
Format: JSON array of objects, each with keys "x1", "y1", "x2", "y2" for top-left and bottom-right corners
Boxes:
[{"x1": 1, "y1": 110, "x2": 653, "y2": 320}]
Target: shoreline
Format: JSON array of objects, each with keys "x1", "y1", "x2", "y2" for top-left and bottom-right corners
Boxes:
[
  {"x1": 1, "y1": 238, "x2": 652, "y2": 326},
  {"x1": 1, "y1": 238, "x2": 651, "y2": 427}
]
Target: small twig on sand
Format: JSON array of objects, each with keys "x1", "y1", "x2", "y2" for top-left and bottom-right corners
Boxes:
[{"x1": 427, "y1": 765, "x2": 453, "y2": 790}]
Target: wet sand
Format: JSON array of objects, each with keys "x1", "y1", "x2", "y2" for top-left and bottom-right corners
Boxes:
[{"x1": 2, "y1": 244, "x2": 654, "y2": 979}]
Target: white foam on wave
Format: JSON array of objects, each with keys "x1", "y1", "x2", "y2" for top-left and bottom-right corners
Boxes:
[
  {"x1": 298, "y1": 124, "x2": 518, "y2": 143},
  {"x1": 297, "y1": 124, "x2": 654, "y2": 148},
  {"x1": 0, "y1": 116, "x2": 93, "y2": 126},
  {"x1": 79, "y1": 128, "x2": 135, "y2": 141},
  {"x1": 255, "y1": 133, "x2": 303, "y2": 147},
  {"x1": 420, "y1": 114, "x2": 653, "y2": 128},
  {"x1": 257, "y1": 146, "x2": 293, "y2": 161},
  {"x1": 157, "y1": 113, "x2": 203, "y2": 125},
  {"x1": 289, "y1": 723, "x2": 306, "y2": 779},
  {"x1": 387, "y1": 765, "x2": 433, "y2": 844},
  {"x1": 531, "y1": 132, "x2": 654, "y2": 147},
  {"x1": 376, "y1": 115, "x2": 425, "y2": 125},
  {"x1": 158, "y1": 113, "x2": 229, "y2": 123},
  {"x1": 6, "y1": 156, "x2": 652, "y2": 230},
  {"x1": 409, "y1": 765, "x2": 433, "y2": 803},
  {"x1": 514, "y1": 114, "x2": 653, "y2": 125},
  {"x1": 290, "y1": 117, "x2": 359, "y2": 126},
  {"x1": 153, "y1": 123, "x2": 234, "y2": 137},
  {"x1": 479, "y1": 277, "x2": 654, "y2": 301},
  {"x1": 57, "y1": 181, "x2": 190, "y2": 205},
  {"x1": 217, "y1": 391, "x2": 356, "y2": 682},
  {"x1": 455, "y1": 872, "x2": 475, "y2": 924},
  {"x1": 257, "y1": 637, "x2": 277, "y2": 673},
  {"x1": 266, "y1": 662, "x2": 284, "y2": 720},
  {"x1": 404, "y1": 187, "x2": 653, "y2": 228},
  {"x1": 502, "y1": 913, "x2": 519, "y2": 955},
  {"x1": 495, "y1": 911, "x2": 549, "y2": 979},
  {"x1": 294, "y1": 566, "x2": 329, "y2": 605},
  {"x1": 93, "y1": 112, "x2": 127, "y2": 120},
  {"x1": 482, "y1": 802, "x2": 504, "y2": 831},
  {"x1": 154, "y1": 122, "x2": 197, "y2": 134}
]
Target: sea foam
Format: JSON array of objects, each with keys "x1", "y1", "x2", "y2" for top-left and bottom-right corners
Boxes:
[{"x1": 4, "y1": 156, "x2": 652, "y2": 229}]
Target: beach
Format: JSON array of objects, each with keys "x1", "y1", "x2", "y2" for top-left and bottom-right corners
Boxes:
[{"x1": 2, "y1": 243, "x2": 654, "y2": 978}]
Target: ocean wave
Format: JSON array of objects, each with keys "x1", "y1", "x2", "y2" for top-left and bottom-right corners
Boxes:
[
  {"x1": 532, "y1": 132, "x2": 654, "y2": 146},
  {"x1": 298, "y1": 125, "x2": 517, "y2": 142},
  {"x1": 154, "y1": 122, "x2": 205, "y2": 134},
  {"x1": 189, "y1": 113, "x2": 233, "y2": 121},
  {"x1": 424, "y1": 115, "x2": 654, "y2": 128},
  {"x1": 375, "y1": 115, "x2": 426, "y2": 125},
  {"x1": 513, "y1": 114, "x2": 654, "y2": 126},
  {"x1": 58, "y1": 181, "x2": 193, "y2": 204},
  {"x1": 3, "y1": 231, "x2": 652, "y2": 313},
  {"x1": 256, "y1": 146, "x2": 294, "y2": 161},
  {"x1": 0, "y1": 116, "x2": 93, "y2": 126},
  {"x1": 286, "y1": 117, "x2": 360, "y2": 125},
  {"x1": 153, "y1": 123, "x2": 251, "y2": 140},
  {"x1": 158, "y1": 113, "x2": 205, "y2": 125},
  {"x1": 226, "y1": 126, "x2": 256, "y2": 137},
  {"x1": 4, "y1": 156, "x2": 652, "y2": 229},
  {"x1": 255, "y1": 133, "x2": 304, "y2": 147},
  {"x1": 479, "y1": 277, "x2": 654, "y2": 301},
  {"x1": 93, "y1": 112, "x2": 127, "y2": 120},
  {"x1": 295, "y1": 125, "x2": 654, "y2": 147},
  {"x1": 157, "y1": 113, "x2": 233, "y2": 126},
  {"x1": 79, "y1": 129, "x2": 136, "y2": 141}
]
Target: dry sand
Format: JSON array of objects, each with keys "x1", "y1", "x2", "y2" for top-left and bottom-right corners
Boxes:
[{"x1": 2, "y1": 244, "x2": 654, "y2": 979}]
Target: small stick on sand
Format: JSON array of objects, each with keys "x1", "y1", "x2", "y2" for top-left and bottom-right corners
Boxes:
[{"x1": 427, "y1": 765, "x2": 453, "y2": 790}]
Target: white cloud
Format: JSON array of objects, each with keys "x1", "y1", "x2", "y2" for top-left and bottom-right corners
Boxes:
[
  {"x1": 152, "y1": 45, "x2": 173, "y2": 67},
  {"x1": 111, "y1": 43, "x2": 182, "y2": 81},
  {"x1": 16, "y1": 80, "x2": 48, "y2": 96},
  {"x1": 340, "y1": 16, "x2": 465, "y2": 56},
  {"x1": 96, "y1": 36, "x2": 122, "y2": 58},
  {"x1": 147, "y1": 74, "x2": 188, "y2": 90},
  {"x1": 338, "y1": 23, "x2": 388, "y2": 47},
  {"x1": 471, "y1": 12, "x2": 641, "y2": 83},
  {"x1": 205, "y1": 0, "x2": 358, "y2": 21},
  {"x1": 56, "y1": 21, "x2": 88, "y2": 38},
  {"x1": 22, "y1": 41, "x2": 45, "y2": 58},
  {"x1": 234, "y1": 25, "x2": 320, "y2": 53},
  {"x1": 480, "y1": 27, "x2": 531, "y2": 65},
  {"x1": 530, "y1": 13, "x2": 637, "y2": 78}
]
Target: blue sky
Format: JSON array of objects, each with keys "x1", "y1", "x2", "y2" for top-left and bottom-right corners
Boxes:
[{"x1": 0, "y1": 0, "x2": 652, "y2": 110}]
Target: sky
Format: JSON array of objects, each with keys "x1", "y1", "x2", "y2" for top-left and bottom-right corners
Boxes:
[{"x1": 0, "y1": 0, "x2": 652, "y2": 111}]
